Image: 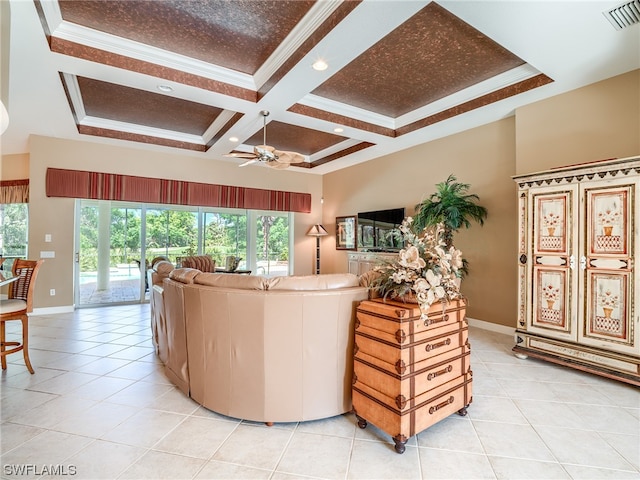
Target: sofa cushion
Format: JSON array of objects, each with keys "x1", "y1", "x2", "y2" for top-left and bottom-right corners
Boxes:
[
  {"x1": 169, "y1": 268, "x2": 201, "y2": 284},
  {"x1": 153, "y1": 260, "x2": 174, "y2": 276},
  {"x1": 267, "y1": 273, "x2": 359, "y2": 291},
  {"x1": 194, "y1": 273, "x2": 268, "y2": 290},
  {"x1": 180, "y1": 255, "x2": 216, "y2": 272}
]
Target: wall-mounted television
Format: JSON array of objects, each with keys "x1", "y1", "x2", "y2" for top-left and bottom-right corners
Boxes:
[{"x1": 357, "y1": 208, "x2": 405, "y2": 252}]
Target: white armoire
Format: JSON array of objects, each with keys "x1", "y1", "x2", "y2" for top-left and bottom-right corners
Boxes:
[{"x1": 513, "y1": 157, "x2": 639, "y2": 385}]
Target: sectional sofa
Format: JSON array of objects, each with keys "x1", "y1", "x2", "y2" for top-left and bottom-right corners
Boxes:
[{"x1": 148, "y1": 261, "x2": 369, "y2": 424}]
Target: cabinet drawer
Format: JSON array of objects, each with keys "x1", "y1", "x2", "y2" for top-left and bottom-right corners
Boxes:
[
  {"x1": 353, "y1": 373, "x2": 472, "y2": 439},
  {"x1": 354, "y1": 344, "x2": 471, "y2": 399},
  {"x1": 355, "y1": 323, "x2": 468, "y2": 366},
  {"x1": 356, "y1": 299, "x2": 466, "y2": 341}
]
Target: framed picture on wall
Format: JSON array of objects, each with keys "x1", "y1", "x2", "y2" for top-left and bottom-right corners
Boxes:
[{"x1": 336, "y1": 216, "x2": 357, "y2": 250}]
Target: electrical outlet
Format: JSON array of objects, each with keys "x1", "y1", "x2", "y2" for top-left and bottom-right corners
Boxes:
[{"x1": 50, "y1": 289, "x2": 55, "y2": 296}]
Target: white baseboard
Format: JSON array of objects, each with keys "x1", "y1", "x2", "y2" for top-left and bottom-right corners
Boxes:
[
  {"x1": 32, "y1": 305, "x2": 75, "y2": 315},
  {"x1": 467, "y1": 317, "x2": 515, "y2": 336}
]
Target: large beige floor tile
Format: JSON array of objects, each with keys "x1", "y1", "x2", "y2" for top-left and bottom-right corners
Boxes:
[
  {"x1": 100, "y1": 408, "x2": 186, "y2": 448},
  {"x1": 416, "y1": 415, "x2": 483, "y2": 454},
  {"x1": 195, "y1": 460, "x2": 271, "y2": 479},
  {"x1": 211, "y1": 424, "x2": 292, "y2": 470},
  {"x1": 534, "y1": 425, "x2": 636, "y2": 471},
  {"x1": 153, "y1": 416, "x2": 238, "y2": 459},
  {"x1": 0, "y1": 423, "x2": 45, "y2": 454},
  {"x1": 473, "y1": 420, "x2": 555, "y2": 461},
  {"x1": 347, "y1": 439, "x2": 421, "y2": 479},
  {"x1": 418, "y1": 448, "x2": 495, "y2": 479},
  {"x1": 276, "y1": 431, "x2": 352, "y2": 478},
  {"x1": 62, "y1": 439, "x2": 145, "y2": 479},
  {"x1": 119, "y1": 449, "x2": 206, "y2": 479},
  {"x1": 51, "y1": 401, "x2": 139, "y2": 438},
  {"x1": 1, "y1": 430, "x2": 93, "y2": 466},
  {"x1": 487, "y1": 456, "x2": 569, "y2": 479},
  {"x1": 7, "y1": 394, "x2": 96, "y2": 429}
]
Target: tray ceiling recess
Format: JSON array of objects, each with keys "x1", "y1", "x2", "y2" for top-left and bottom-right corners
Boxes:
[{"x1": 35, "y1": 0, "x2": 553, "y2": 170}]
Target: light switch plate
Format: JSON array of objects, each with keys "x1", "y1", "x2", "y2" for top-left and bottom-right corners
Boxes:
[{"x1": 40, "y1": 251, "x2": 55, "y2": 258}]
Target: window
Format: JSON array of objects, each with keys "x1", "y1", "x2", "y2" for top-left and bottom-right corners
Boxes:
[{"x1": 0, "y1": 203, "x2": 28, "y2": 271}]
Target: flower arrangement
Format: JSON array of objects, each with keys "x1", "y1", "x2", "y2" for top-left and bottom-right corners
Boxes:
[
  {"x1": 541, "y1": 284, "x2": 560, "y2": 302},
  {"x1": 543, "y1": 212, "x2": 560, "y2": 228},
  {"x1": 597, "y1": 206, "x2": 620, "y2": 226},
  {"x1": 598, "y1": 288, "x2": 620, "y2": 308},
  {"x1": 372, "y1": 217, "x2": 463, "y2": 316}
]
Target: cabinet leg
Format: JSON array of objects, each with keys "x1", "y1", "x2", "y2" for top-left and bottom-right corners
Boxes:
[
  {"x1": 355, "y1": 414, "x2": 367, "y2": 429},
  {"x1": 457, "y1": 405, "x2": 468, "y2": 416},
  {"x1": 393, "y1": 435, "x2": 407, "y2": 454},
  {"x1": 514, "y1": 353, "x2": 528, "y2": 360}
]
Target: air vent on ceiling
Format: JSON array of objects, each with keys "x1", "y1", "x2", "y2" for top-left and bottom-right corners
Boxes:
[{"x1": 603, "y1": 0, "x2": 640, "y2": 30}]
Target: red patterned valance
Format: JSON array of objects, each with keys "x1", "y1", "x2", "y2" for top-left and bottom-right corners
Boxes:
[
  {"x1": 45, "y1": 168, "x2": 311, "y2": 213},
  {"x1": 0, "y1": 179, "x2": 29, "y2": 203}
]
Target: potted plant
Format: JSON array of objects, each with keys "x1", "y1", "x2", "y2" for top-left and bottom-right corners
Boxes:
[{"x1": 413, "y1": 174, "x2": 488, "y2": 249}]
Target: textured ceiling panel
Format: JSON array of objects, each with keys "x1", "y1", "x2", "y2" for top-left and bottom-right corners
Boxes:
[
  {"x1": 77, "y1": 76, "x2": 223, "y2": 135},
  {"x1": 312, "y1": 2, "x2": 525, "y2": 118},
  {"x1": 244, "y1": 120, "x2": 347, "y2": 156},
  {"x1": 59, "y1": 0, "x2": 315, "y2": 74}
]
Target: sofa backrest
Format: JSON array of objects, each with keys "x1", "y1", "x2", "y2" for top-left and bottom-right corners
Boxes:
[
  {"x1": 180, "y1": 255, "x2": 216, "y2": 272},
  {"x1": 267, "y1": 273, "x2": 359, "y2": 290},
  {"x1": 194, "y1": 272, "x2": 268, "y2": 290}
]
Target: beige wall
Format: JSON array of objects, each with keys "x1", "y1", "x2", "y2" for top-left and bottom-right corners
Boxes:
[
  {"x1": 516, "y1": 69, "x2": 640, "y2": 174},
  {"x1": 0, "y1": 152, "x2": 29, "y2": 180},
  {"x1": 27, "y1": 135, "x2": 323, "y2": 309},
  {"x1": 323, "y1": 119, "x2": 518, "y2": 328},
  {"x1": 323, "y1": 69, "x2": 639, "y2": 329}
]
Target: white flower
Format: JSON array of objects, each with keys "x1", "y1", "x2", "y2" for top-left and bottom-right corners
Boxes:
[
  {"x1": 399, "y1": 245, "x2": 426, "y2": 270},
  {"x1": 373, "y1": 218, "x2": 464, "y2": 314}
]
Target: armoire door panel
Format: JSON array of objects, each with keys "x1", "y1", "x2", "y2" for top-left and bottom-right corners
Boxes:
[
  {"x1": 586, "y1": 186, "x2": 631, "y2": 258},
  {"x1": 579, "y1": 181, "x2": 636, "y2": 354},
  {"x1": 528, "y1": 188, "x2": 577, "y2": 341},
  {"x1": 531, "y1": 266, "x2": 573, "y2": 337},
  {"x1": 533, "y1": 192, "x2": 572, "y2": 256}
]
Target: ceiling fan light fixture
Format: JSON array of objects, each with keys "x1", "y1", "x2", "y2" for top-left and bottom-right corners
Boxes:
[{"x1": 312, "y1": 59, "x2": 328, "y2": 71}]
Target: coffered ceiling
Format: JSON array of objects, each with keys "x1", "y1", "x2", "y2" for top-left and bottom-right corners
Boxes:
[{"x1": 3, "y1": 0, "x2": 639, "y2": 173}]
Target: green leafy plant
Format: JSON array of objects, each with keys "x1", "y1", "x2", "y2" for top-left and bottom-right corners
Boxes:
[{"x1": 414, "y1": 174, "x2": 488, "y2": 249}]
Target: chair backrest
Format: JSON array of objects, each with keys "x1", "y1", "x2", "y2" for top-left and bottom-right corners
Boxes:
[{"x1": 9, "y1": 259, "x2": 44, "y2": 313}]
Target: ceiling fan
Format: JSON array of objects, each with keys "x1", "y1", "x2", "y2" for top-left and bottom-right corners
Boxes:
[{"x1": 225, "y1": 111, "x2": 304, "y2": 169}]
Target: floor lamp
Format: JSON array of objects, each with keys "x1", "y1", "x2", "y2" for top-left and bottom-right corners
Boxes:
[{"x1": 307, "y1": 224, "x2": 328, "y2": 275}]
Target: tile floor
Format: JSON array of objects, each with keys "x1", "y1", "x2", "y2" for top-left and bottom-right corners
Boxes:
[{"x1": 1, "y1": 304, "x2": 639, "y2": 480}]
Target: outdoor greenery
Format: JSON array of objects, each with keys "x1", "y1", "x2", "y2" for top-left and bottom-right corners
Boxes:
[
  {"x1": 79, "y1": 204, "x2": 290, "y2": 272},
  {"x1": 0, "y1": 203, "x2": 28, "y2": 267}
]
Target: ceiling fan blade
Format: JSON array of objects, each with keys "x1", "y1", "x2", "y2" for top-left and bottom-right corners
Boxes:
[
  {"x1": 267, "y1": 160, "x2": 290, "y2": 170},
  {"x1": 238, "y1": 159, "x2": 258, "y2": 167},
  {"x1": 225, "y1": 152, "x2": 257, "y2": 159},
  {"x1": 274, "y1": 150, "x2": 305, "y2": 164}
]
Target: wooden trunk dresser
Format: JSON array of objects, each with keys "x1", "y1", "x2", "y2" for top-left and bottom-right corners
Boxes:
[{"x1": 352, "y1": 298, "x2": 472, "y2": 453}]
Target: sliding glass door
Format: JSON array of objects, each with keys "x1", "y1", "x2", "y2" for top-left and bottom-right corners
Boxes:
[
  {"x1": 76, "y1": 201, "x2": 294, "y2": 306},
  {"x1": 77, "y1": 201, "x2": 144, "y2": 306}
]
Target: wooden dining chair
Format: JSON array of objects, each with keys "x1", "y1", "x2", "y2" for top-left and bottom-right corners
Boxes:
[{"x1": 0, "y1": 259, "x2": 44, "y2": 374}]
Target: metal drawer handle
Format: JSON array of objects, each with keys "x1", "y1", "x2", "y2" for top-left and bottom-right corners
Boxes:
[
  {"x1": 429, "y1": 396, "x2": 454, "y2": 414},
  {"x1": 424, "y1": 314, "x2": 449, "y2": 327},
  {"x1": 427, "y1": 365, "x2": 453, "y2": 381},
  {"x1": 425, "y1": 338, "x2": 451, "y2": 352}
]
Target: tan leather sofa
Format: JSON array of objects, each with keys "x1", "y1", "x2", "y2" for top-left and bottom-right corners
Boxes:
[{"x1": 156, "y1": 269, "x2": 368, "y2": 423}]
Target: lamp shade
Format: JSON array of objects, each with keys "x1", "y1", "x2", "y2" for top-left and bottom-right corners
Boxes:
[{"x1": 307, "y1": 224, "x2": 328, "y2": 237}]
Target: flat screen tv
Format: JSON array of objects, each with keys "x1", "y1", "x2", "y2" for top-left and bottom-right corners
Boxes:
[{"x1": 357, "y1": 208, "x2": 405, "y2": 252}]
